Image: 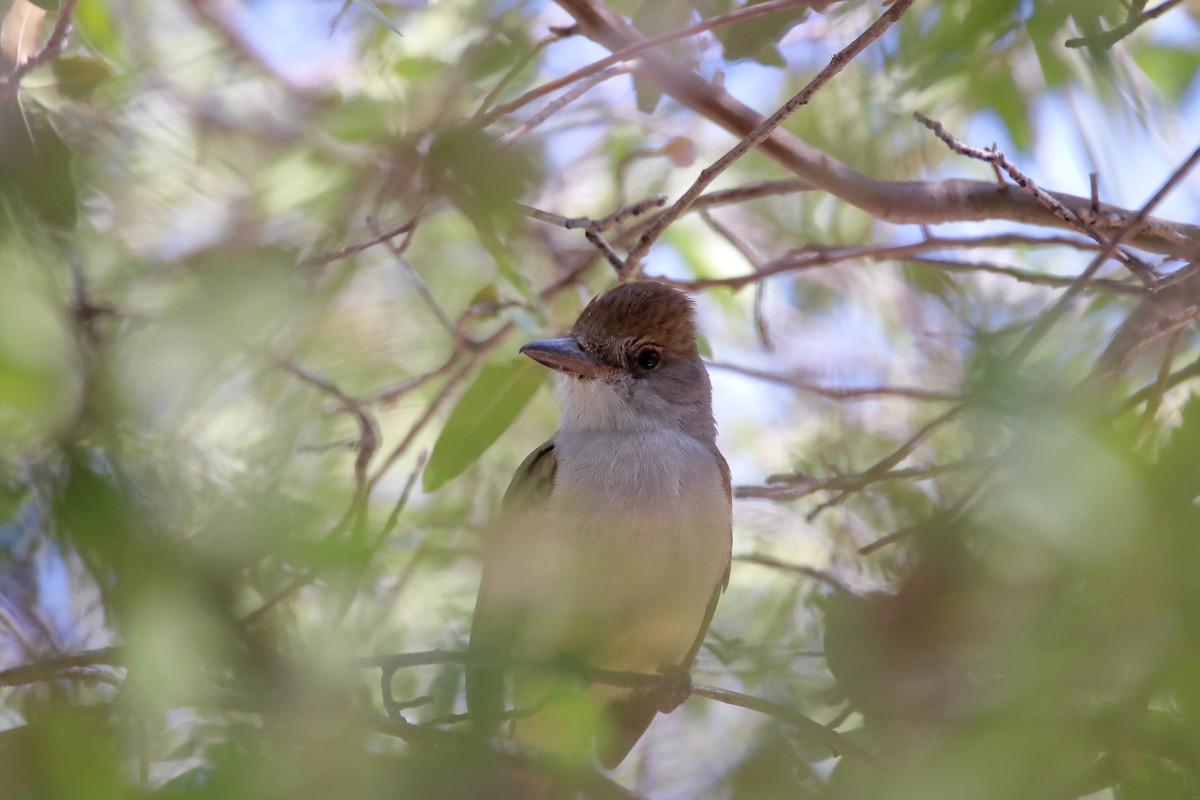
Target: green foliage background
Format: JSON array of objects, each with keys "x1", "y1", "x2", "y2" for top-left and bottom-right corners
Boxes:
[{"x1": 2, "y1": 0, "x2": 1200, "y2": 798}]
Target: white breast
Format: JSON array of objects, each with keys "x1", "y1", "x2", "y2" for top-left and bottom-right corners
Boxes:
[{"x1": 516, "y1": 427, "x2": 731, "y2": 672}]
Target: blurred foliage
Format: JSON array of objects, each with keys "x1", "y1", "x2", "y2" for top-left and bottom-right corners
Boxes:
[{"x1": 1, "y1": 0, "x2": 1199, "y2": 798}]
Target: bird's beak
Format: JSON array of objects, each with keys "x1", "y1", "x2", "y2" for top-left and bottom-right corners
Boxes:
[{"x1": 520, "y1": 336, "x2": 611, "y2": 379}]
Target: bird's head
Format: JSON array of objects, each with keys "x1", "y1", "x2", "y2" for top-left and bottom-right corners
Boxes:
[{"x1": 520, "y1": 282, "x2": 714, "y2": 439}]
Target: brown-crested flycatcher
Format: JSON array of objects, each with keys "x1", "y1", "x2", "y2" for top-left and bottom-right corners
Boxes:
[{"x1": 467, "y1": 281, "x2": 732, "y2": 768}]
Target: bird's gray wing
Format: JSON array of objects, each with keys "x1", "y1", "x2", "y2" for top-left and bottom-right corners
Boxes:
[
  {"x1": 466, "y1": 438, "x2": 557, "y2": 734},
  {"x1": 598, "y1": 445, "x2": 733, "y2": 768}
]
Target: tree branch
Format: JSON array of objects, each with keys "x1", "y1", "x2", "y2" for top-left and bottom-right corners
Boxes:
[
  {"x1": 621, "y1": 0, "x2": 918, "y2": 276},
  {"x1": 554, "y1": 0, "x2": 1200, "y2": 260}
]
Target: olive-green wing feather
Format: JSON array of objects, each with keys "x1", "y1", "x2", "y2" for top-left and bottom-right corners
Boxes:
[{"x1": 466, "y1": 439, "x2": 557, "y2": 733}]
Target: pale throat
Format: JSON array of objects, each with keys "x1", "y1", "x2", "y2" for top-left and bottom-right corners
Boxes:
[{"x1": 554, "y1": 375, "x2": 666, "y2": 435}]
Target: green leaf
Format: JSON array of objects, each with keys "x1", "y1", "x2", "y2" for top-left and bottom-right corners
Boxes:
[
  {"x1": 75, "y1": 0, "x2": 121, "y2": 62},
  {"x1": 423, "y1": 359, "x2": 546, "y2": 492},
  {"x1": 903, "y1": 261, "x2": 963, "y2": 304},
  {"x1": 51, "y1": 55, "x2": 112, "y2": 100},
  {"x1": 714, "y1": 0, "x2": 808, "y2": 64},
  {"x1": 1134, "y1": 45, "x2": 1200, "y2": 100},
  {"x1": 349, "y1": 0, "x2": 403, "y2": 37},
  {"x1": 1116, "y1": 758, "x2": 1198, "y2": 800}
]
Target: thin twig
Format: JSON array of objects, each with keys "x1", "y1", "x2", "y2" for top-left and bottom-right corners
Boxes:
[
  {"x1": 368, "y1": 216, "x2": 456, "y2": 336},
  {"x1": 3, "y1": 0, "x2": 78, "y2": 87},
  {"x1": 498, "y1": 65, "x2": 631, "y2": 145},
  {"x1": 734, "y1": 553, "x2": 850, "y2": 594},
  {"x1": 364, "y1": 712, "x2": 648, "y2": 800},
  {"x1": 480, "y1": 0, "x2": 815, "y2": 125},
  {"x1": 738, "y1": 457, "x2": 985, "y2": 503},
  {"x1": 858, "y1": 466, "x2": 994, "y2": 556},
  {"x1": 690, "y1": 683, "x2": 875, "y2": 763},
  {"x1": 662, "y1": 234, "x2": 1117, "y2": 292},
  {"x1": 707, "y1": 360, "x2": 960, "y2": 402},
  {"x1": 905, "y1": 257, "x2": 1143, "y2": 295},
  {"x1": 0, "y1": 646, "x2": 124, "y2": 687},
  {"x1": 622, "y1": 0, "x2": 917, "y2": 277},
  {"x1": 363, "y1": 355, "x2": 462, "y2": 407},
  {"x1": 368, "y1": 358, "x2": 481, "y2": 490},
  {"x1": 914, "y1": 113, "x2": 1153, "y2": 284},
  {"x1": 355, "y1": 649, "x2": 872, "y2": 762},
  {"x1": 522, "y1": 196, "x2": 669, "y2": 273},
  {"x1": 520, "y1": 195, "x2": 668, "y2": 233},
  {"x1": 584, "y1": 229, "x2": 625, "y2": 272},
  {"x1": 1137, "y1": 331, "x2": 1183, "y2": 433},
  {"x1": 698, "y1": 210, "x2": 775, "y2": 347},
  {"x1": 473, "y1": 25, "x2": 578, "y2": 119},
  {"x1": 1004, "y1": 141, "x2": 1200, "y2": 370},
  {"x1": 303, "y1": 217, "x2": 419, "y2": 267},
  {"x1": 1065, "y1": 0, "x2": 1184, "y2": 48},
  {"x1": 1115, "y1": 357, "x2": 1200, "y2": 414},
  {"x1": 269, "y1": 355, "x2": 379, "y2": 494}
]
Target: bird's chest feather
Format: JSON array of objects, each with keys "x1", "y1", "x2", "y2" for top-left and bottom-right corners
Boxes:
[
  {"x1": 510, "y1": 430, "x2": 728, "y2": 660},
  {"x1": 548, "y1": 430, "x2": 727, "y2": 554}
]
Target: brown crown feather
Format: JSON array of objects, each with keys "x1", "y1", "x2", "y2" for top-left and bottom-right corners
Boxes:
[{"x1": 571, "y1": 282, "x2": 699, "y2": 357}]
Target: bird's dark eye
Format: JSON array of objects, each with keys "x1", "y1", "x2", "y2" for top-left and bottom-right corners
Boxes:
[{"x1": 635, "y1": 348, "x2": 661, "y2": 370}]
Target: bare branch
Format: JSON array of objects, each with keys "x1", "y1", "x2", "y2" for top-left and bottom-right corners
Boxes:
[
  {"x1": 521, "y1": 195, "x2": 668, "y2": 233},
  {"x1": 482, "y1": 0, "x2": 817, "y2": 125},
  {"x1": 1116, "y1": 357, "x2": 1200, "y2": 413},
  {"x1": 707, "y1": 360, "x2": 960, "y2": 402},
  {"x1": 691, "y1": 682, "x2": 875, "y2": 762},
  {"x1": 2, "y1": 0, "x2": 77, "y2": 88},
  {"x1": 304, "y1": 217, "x2": 419, "y2": 268},
  {"x1": 556, "y1": 0, "x2": 1200, "y2": 259},
  {"x1": 355, "y1": 649, "x2": 872, "y2": 762},
  {"x1": 1005, "y1": 141, "x2": 1200, "y2": 369},
  {"x1": 739, "y1": 457, "x2": 985, "y2": 503},
  {"x1": 0, "y1": 646, "x2": 124, "y2": 687},
  {"x1": 914, "y1": 113, "x2": 1153, "y2": 283},
  {"x1": 663, "y1": 234, "x2": 1121, "y2": 293},
  {"x1": 734, "y1": 553, "x2": 850, "y2": 594},
  {"x1": 858, "y1": 467, "x2": 994, "y2": 556},
  {"x1": 622, "y1": 0, "x2": 918, "y2": 276},
  {"x1": 498, "y1": 64, "x2": 631, "y2": 145},
  {"x1": 473, "y1": 25, "x2": 578, "y2": 120}
]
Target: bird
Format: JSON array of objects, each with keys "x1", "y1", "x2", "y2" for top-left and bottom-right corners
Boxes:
[{"x1": 466, "y1": 281, "x2": 732, "y2": 771}]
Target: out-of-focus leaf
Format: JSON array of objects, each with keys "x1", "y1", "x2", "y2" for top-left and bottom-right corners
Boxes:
[
  {"x1": 903, "y1": 261, "x2": 964, "y2": 305},
  {"x1": 0, "y1": 275, "x2": 77, "y2": 445},
  {"x1": 631, "y1": 0, "x2": 691, "y2": 112},
  {"x1": 714, "y1": 0, "x2": 808, "y2": 65},
  {"x1": 475, "y1": 226, "x2": 533, "y2": 299},
  {"x1": 350, "y1": 0, "x2": 403, "y2": 37},
  {"x1": 394, "y1": 55, "x2": 448, "y2": 79},
  {"x1": 979, "y1": 68, "x2": 1032, "y2": 150},
  {"x1": 329, "y1": 96, "x2": 392, "y2": 142},
  {"x1": 1116, "y1": 759, "x2": 1198, "y2": 800},
  {"x1": 465, "y1": 30, "x2": 529, "y2": 82},
  {"x1": 50, "y1": 54, "x2": 112, "y2": 99},
  {"x1": 0, "y1": 100, "x2": 77, "y2": 228},
  {"x1": 26, "y1": 0, "x2": 59, "y2": 11},
  {"x1": 423, "y1": 359, "x2": 546, "y2": 492},
  {"x1": 1134, "y1": 45, "x2": 1200, "y2": 100},
  {"x1": 0, "y1": 480, "x2": 28, "y2": 520},
  {"x1": 74, "y1": 0, "x2": 119, "y2": 61},
  {"x1": 427, "y1": 126, "x2": 540, "y2": 232}
]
